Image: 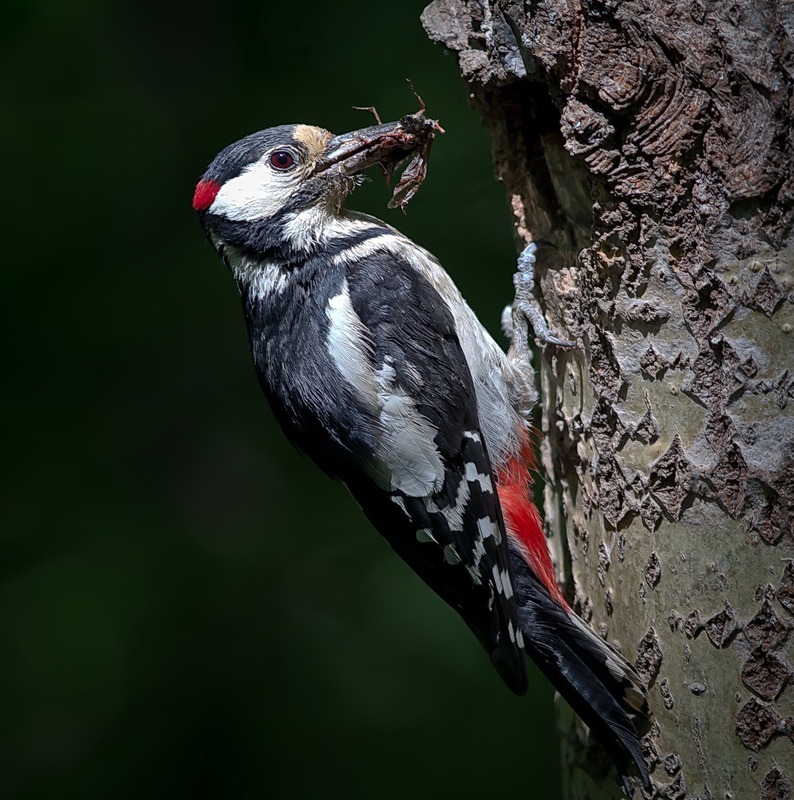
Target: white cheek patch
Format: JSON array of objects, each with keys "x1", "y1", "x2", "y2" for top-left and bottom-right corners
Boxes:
[{"x1": 210, "y1": 159, "x2": 299, "y2": 222}]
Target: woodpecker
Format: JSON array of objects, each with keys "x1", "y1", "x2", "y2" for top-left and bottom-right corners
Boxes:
[{"x1": 193, "y1": 118, "x2": 651, "y2": 794}]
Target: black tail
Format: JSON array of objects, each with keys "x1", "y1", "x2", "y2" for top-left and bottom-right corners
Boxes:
[{"x1": 509, "y1": 549, "x2": 651, "y2": 795}]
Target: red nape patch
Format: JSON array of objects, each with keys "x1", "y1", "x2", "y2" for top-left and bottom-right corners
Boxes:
[
  {"x1": 497, "y1": 433, "x2": 568, "y2": 608},
  {"x1": 192, "y1": 179, "x2": 221, "y2": 211}
]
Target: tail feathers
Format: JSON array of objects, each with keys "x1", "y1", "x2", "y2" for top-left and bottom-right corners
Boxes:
[
  {"x1": 509, "y1": 548, "x2": 651, "y2": 794},
  {"x1": 566, "y1": 611, "x2": 650, "y2": 719}
]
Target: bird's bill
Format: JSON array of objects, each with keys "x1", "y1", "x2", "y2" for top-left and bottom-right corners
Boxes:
[{"x1": 314, "y1": 117, "x2": 434, "y2": 178}]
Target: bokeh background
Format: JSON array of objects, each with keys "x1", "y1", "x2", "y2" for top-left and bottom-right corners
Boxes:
[{"x1": 3, "y1": 0, "x2": 561, "y2": 797}]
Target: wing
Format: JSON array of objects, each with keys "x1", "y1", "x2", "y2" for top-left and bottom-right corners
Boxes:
[{"x1": 331, "y1": 246, "x2": 528, "y2": 695}]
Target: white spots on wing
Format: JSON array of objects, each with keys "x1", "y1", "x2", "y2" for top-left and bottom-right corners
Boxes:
[
  {"x1": 391, "y1": 495, "x2": 409, "y2": 518},
  {"x1": 624, "y1": 683, "x2": 649, "y2": 714},
  {"x1": 463, "y1": 431, "x2": 481, "y2": 442},
  {"x1": 466, "y1": 566, "x2": 482, "y2": 585},
  {"x1": 427, "y1": 477, "x2": 469, "y2": 533},
  {"x1": 326, "y1": 280, "x2": 379, "y2": 409},
  {"x1": 492, "y1": 565, "x2": 504, "y2": 595},
  {"x1": 443, "y1": 544, "x2": 461, "y2": 565},
  {"x1": 465, "y1": 539, "x2": 487, "y2": 587},
  {"x1": 492, "y1": 566, "x2": 514, "y2": 600},
  {"x1": 465, "y1": 460, "x2": 493, "y2": 494},
  {"x1": 476, "y1": 517, "x2": 494, "y2": 540},
  {"x1": 507, "y1": 621, "x2": 517, "y2": 644},
  {"x1": 375, "y1": 357, "x2": 444, "y2": 496},
  {"x1": 509, "y1": 622, "x2": 525, "y2": 648},
  {"x1": 416, "y1": 528, "x2": 437, "y2": 544}
]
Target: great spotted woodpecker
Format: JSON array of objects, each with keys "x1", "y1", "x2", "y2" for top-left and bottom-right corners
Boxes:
[{"x1": 193, "y1": 117, "x2": 651, "y2": 794}]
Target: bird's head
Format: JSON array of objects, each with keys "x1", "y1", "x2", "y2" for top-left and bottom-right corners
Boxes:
[{"x1": 192, "y1": 121, "x2": 427, "y2": 256}]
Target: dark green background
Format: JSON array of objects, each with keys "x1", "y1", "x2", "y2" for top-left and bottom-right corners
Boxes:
[{"x1": 3, "y1": 0, "x2": 561, "y2": 797}]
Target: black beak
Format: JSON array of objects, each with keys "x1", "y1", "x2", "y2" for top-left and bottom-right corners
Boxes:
[{"x1": 314, "y1": 115, "x2": 440, "y2": 178}]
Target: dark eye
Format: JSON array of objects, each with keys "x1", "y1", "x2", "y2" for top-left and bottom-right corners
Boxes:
[{"x1": 269, "y1": 150, "x2": 295, "y2": 170}]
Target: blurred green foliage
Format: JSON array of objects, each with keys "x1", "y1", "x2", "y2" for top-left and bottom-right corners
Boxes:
[{"x1": 2, "y1": 0, "x2": 561, "y2": 797}]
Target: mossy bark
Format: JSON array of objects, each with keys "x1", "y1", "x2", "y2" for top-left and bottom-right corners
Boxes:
[{"x1": 422, "y1": 1, "x2": 794, "y2": 797}]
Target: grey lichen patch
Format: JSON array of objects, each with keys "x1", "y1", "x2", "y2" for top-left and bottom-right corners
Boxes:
[
  {"x1": 654, "y1": 773, "x2": 688, "y2": 799},
  {"x1": 604, "y1": 587, "x2": 614, "y2": 616},
  {"x1": 588, "y1": 329, "x2": 626, "y2": 403},
  {"x1": 747, "y1": 368, "x2": 794, "y2": 411},
  {"x1": 593, "y1": 455, "x2": 634, "y2": 528},
  {"x1": 684, "y1": 609, "x2": 704, "y2": 639},
  {"x1": 663, "y1": 752, "x2": 682, "y2": 776},
  {"x1": 668, "y1": 609, "x2": 684, "y2": 633},
  {"x1": 639, "y1": 493, "x2": 663, "y2": 531},
  {"x1": 618, "y1": 298, "x2": 672, "y2": 328},
  {"x1": 597, "y1": 541, "x2": 610, "y2": 587},
  {"x1": 746, "y1": 481, "x2": 794, "y2": 546}
]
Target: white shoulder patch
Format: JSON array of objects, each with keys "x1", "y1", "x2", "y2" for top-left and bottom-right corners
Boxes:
[
  {"x1": 376, "y1": 358, "x2": 444, "y2": 497},
  {"x1": 325, "y1": 280, "x2": 379, "y2": 410}
]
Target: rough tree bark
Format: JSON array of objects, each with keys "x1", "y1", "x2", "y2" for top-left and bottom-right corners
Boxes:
[{"x1": 422, "y1": 1, "x2": 793, "y2": 798}]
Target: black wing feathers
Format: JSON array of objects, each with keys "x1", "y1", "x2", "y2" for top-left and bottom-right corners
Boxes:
[{"x1": 344, "y1": 250, "x2": 528, "y2": 695}]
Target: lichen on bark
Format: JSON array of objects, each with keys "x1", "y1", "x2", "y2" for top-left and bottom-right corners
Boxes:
[{"x1": 422, "y1": 1, "x2": 794, "y2": 797}]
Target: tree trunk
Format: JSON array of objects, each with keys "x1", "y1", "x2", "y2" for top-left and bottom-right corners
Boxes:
[{"x1": 422, "y1": 1, "x2": 794, "y2": 797}]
